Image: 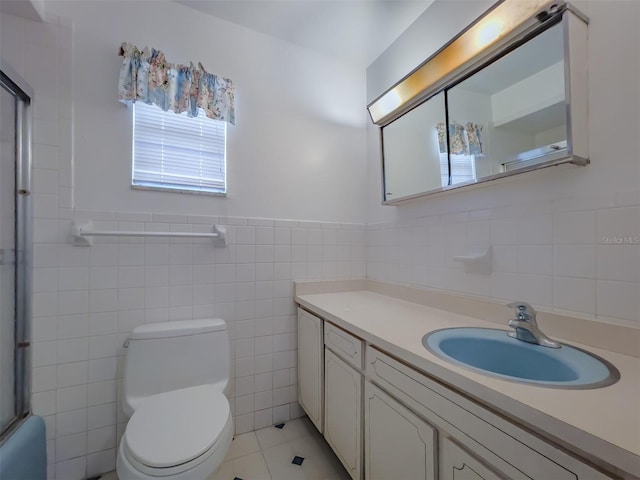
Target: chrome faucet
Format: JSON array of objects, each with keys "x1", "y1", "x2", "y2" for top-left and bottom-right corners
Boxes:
[{"x1": 507, "y1": 302, "x2": 560, "y2": 348}]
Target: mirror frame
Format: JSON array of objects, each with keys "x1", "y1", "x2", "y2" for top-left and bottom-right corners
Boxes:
[{"x1": 369, "y1": 0, "x2": 589, "y2": 205}]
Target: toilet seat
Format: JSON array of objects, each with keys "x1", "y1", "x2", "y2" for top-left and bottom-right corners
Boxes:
[{"x1": 122, "y1": 385, "x2": 232, "y2": 477}]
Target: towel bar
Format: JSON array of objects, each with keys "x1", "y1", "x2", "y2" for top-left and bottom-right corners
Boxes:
[{"x1": 71, "y1": 221, "x2": 226, "y2": 247}]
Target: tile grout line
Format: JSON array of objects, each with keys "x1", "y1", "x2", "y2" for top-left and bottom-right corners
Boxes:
[
  {"x1": 258, "y1": 448, "x2": 274, "y2": 480},
  {"x1": 251, "y1": 429, "x2": 273, "y2": 480}
]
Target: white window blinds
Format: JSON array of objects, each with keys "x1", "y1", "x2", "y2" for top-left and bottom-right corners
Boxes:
[
  {"x1": 132, "y1": 102, "x2": 226, "y2": 194},
  {"x1": 439, "y1": 153, "x2": 476, "y2": 186}
]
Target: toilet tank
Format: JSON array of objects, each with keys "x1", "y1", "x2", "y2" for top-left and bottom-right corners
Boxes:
[{"x1": 123, "y1": 319, "x2": 230, "y2": 416}]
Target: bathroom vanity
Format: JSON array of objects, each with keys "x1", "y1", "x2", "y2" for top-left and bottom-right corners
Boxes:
[{"x1": 295, "y1": 282, "x2": 640, "y2": 480}]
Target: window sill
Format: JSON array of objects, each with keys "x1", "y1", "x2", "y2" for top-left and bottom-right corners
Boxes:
[{"x1": 131, "y1": 185, "x2": 227, "y2": 197}]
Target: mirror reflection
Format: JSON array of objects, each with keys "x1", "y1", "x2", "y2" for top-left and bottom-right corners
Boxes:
[
  {"x1": 446, "y1": 22, "x2": 566, "y2": 184},
  {"x1": 382, "y1": 92, "x2": 447, "y2": 201}
]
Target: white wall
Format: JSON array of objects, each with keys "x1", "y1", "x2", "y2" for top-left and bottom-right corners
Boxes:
[
  {"x1": 491, "y1": 61, "x2": 565, "y2": 127},
  {"x1": 47, "y1": 0, "x2": 367, "y2": 223},
  {"x1": 365, "y1": 0, "x2": 640, "y2": 327},
  {"x1": 535, "y1": 125, "x2": 566, "y2": 146}
]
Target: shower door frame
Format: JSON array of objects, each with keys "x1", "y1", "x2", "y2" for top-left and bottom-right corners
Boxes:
[{"x1": 0, "y1": 60, "x2": 33, "y2": 441}]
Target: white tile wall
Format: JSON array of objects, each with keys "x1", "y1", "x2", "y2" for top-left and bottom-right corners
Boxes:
[
  {"x1": 3, "y1": 11, "x2": 367, "y2": 480},
  {"x1": 30, "y1": 212, "x2": 364, "y2": 479},
  {"x1": 367, "y1": 195, "x2": 640, "y2": 326}
]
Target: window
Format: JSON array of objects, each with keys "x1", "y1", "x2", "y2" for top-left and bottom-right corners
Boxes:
[
  {"x1": 132, "y1": 102, "x2": 226, "y2": 194},
  {"x1": 440, "y1": 152, "x2": 476, "y2": 186}
]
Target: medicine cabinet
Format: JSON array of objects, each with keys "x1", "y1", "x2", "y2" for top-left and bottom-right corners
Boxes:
[{"x1": 368, "y1": 0, "x2": 589, "y2": 204}]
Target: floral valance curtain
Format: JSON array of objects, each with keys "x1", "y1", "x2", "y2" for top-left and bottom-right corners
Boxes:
[
  {"x1": 118, "y1": 42, "x2": 235, "y2": 124},
  {"x1": 435, "y1": 122, "x2": 483, "y2": 156}
]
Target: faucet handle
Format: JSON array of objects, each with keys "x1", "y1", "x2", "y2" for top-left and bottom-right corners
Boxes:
[
  {"x1": 506, "y1": 301, "x2": 560, "y2": 348},
  {"x1": 507, "y1": 301, "x2": 537, "y2": 321}
]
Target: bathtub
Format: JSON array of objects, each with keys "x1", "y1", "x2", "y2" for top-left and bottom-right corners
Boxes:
[{"x1": 0, "y1": 415, "x2": 47, "y2": 479}]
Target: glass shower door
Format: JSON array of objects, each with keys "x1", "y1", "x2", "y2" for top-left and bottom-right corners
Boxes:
[
  {"x1": 0, "y1": 82, "x2": 17, "y2": 433},
  {"x1": 1, "y1": 64, "x2": 32, "y2": 438}
]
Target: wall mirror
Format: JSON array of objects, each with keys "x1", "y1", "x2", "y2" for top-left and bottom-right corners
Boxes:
[
  {"x1": 382, "y1": 92, "x2": 447, "y2": 200},
  {"x1": 371, "y1": 0, "x2": 589, "y2": 204}
]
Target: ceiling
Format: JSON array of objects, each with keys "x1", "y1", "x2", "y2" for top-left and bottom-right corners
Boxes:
[{"x1": 175, "y1": 0, "x2": 433, "y2": 68}]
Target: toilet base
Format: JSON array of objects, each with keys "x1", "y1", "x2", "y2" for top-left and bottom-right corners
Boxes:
[{"x1": 116, "y1": 415, "x2": 233, "y2": 480}]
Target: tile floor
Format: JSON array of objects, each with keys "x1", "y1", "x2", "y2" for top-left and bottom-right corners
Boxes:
[{"x1": 100, "y1": 417, "x2": 350, "y2": 480}]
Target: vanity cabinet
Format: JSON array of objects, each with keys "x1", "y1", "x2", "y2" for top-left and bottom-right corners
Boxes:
[
  {"x1": 324, "y1": 349, "x2": 362, "y2": 479},
  {"x1": 297, "y1": 306, "x2": 613, "y2": 480},
  {"x1": 297, "y1": 308, "x2": 324, "y2": 432}
]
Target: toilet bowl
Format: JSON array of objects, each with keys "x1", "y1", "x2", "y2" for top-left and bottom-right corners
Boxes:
[
  {"x1": 116, "y1": 320, "x2": 233, "y2": 480},
  {"x1": 117, "y1": 386, "x2": 234, "y2": 479}
]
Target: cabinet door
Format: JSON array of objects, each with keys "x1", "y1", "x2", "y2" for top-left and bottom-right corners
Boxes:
[
  {"x1": 325, "y1": 349, "x2": 362, "y2": 479},
  {"x1": 364, "y1": 382, "x2": 437, "y2": 480},
  {"x1": 297, "y1": 309, "x2": 323, "y2": 432},
  {"x1": 441, "y1": 438, "x2": 506, "y2": 480}
]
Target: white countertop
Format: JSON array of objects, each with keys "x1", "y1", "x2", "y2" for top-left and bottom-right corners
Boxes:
[{"x1": 296, "y1": 290, "x2": 640, "y2": 477}]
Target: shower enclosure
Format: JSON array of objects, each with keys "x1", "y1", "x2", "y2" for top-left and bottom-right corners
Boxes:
[{"x1": 0, "y1": 61, "x2": 32, "y2": 441}]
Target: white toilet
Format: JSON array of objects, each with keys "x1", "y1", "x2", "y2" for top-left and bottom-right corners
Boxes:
[{"x1": 116, "y1": 319, "x2": 234, "y2": 480}]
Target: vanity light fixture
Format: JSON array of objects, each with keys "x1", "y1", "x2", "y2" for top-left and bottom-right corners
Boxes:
[{"x1": 367, "y1": 0, "x2": 581, "y2": 125}]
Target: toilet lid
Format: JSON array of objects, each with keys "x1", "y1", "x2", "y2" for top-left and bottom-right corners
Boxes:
[{"x1": 124, "y1": 385, "x2": 230, "y2": 468}]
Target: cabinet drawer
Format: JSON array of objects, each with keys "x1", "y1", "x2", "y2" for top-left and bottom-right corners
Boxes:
[
  {"x1": 366, "y1": 347, "x2": 582, "y2": 480},
  {"x1": 324, "y1": 321, "x2": 363, "y2": 370}
]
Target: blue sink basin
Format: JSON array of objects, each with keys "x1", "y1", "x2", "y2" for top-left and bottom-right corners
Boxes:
[{"x1": 423, "y1": 328, "x2": 619, "y2": 389}]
